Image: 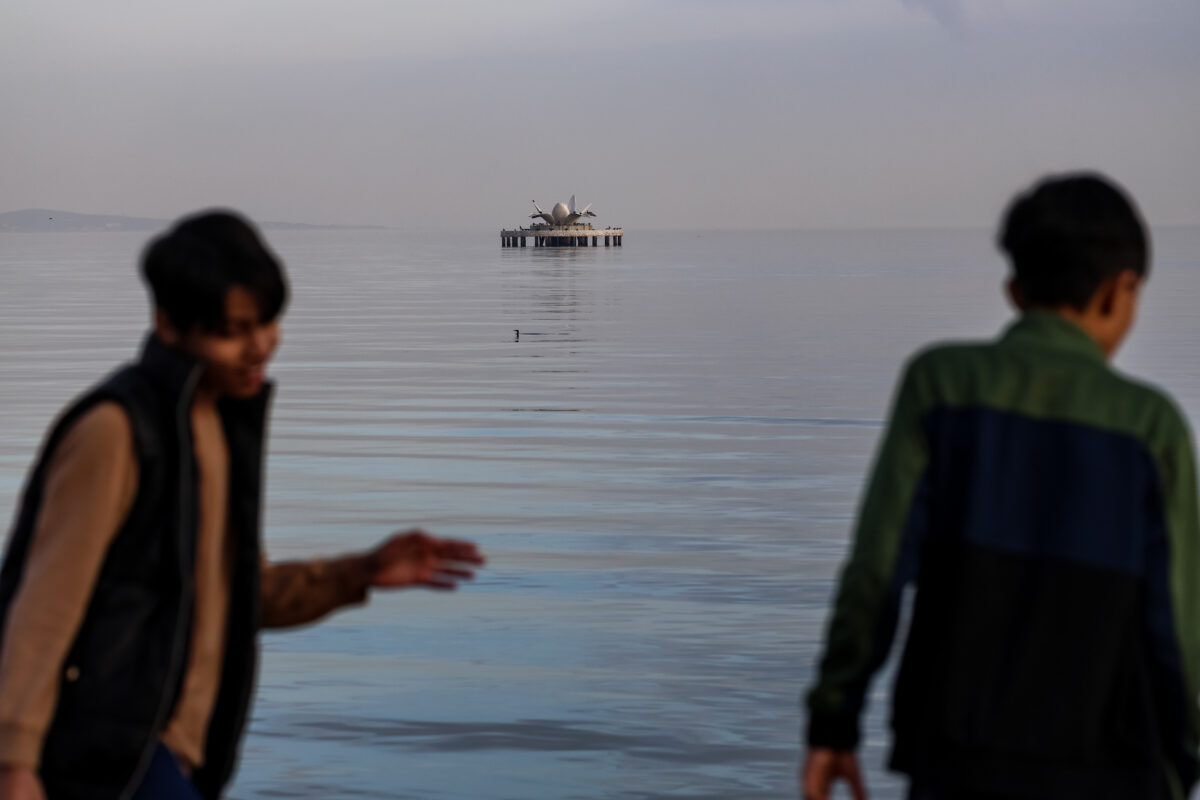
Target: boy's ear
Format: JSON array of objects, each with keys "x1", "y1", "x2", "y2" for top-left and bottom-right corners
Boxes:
[
  {"x1": 154, "y1": 309, "x2": 181, "y2": 345},
  {"x1": 1093, "y1": 274, "x2": 1122, "y2": 317},
  {"x1": 1005, "y1": 278, "x2": 1027, "y2": 310}
]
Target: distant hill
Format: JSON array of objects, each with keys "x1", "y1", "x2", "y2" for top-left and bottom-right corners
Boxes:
[{"x1": 0, "y1": 209, "x2": 383, "y2": 232}]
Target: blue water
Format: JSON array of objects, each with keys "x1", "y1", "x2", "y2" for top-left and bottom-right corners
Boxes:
[{"x1": 2, "y1": 227, "x2": 1199, "y2": 798}]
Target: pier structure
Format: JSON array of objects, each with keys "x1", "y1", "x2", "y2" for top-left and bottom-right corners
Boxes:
[
  {"x1": 501, "y1": 225, "x2": 623, "y2": 248},
  {"x1": 501, "y1": 196, "x2": 622, "y2": 248}
]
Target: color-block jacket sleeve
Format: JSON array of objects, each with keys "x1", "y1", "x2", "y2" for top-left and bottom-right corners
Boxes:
[
  {"x1": 1151, "y1": 402, "x2": 1200, "y2": 791},
  {"x1": 807, "y1": 356, "x2": 932, "y2": 750}
]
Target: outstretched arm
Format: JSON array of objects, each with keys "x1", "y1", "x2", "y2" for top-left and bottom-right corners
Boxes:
[{"x1": 260, "y1": 530, "x2": 485, "y2": 629}]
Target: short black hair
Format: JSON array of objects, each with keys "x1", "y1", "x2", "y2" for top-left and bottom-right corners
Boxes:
[
  {"x1": 998, "y1": 173, "x2": 1149, "y2": 311},
  {"x1": 141, "y1": 210, "x2": 289, "y2": 332}
]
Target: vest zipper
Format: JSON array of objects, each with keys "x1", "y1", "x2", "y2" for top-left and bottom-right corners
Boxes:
[{"x1": 117, "y1": 363, "x2": 203, "y2": 800}]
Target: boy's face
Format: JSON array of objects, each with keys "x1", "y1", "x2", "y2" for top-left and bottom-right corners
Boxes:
[{"x1": 160, "y1": 286, "x2": 281, "y2": 399}]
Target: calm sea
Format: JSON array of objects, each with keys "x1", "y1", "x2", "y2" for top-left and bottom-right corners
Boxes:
[{"x1": 2, "y1": 227, "x2": 1200, "y2": 799}]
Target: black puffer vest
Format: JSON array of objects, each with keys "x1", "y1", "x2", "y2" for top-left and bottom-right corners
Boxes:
[{"x1": 0, "y1": 335, "x2": 271, "y2": 799}]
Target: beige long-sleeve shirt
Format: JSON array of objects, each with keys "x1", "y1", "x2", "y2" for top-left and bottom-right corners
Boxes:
[{"x1": 0, "y1": 401, "x2": 371, "y2": 770}]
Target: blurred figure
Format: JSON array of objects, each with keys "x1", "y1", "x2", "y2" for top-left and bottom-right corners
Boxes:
[
  {"x1": 802, "y1": 174, "x2": 1200, "y2": 799},
  {"x1": 0, "y1": 211, "x2": 484, "y2": 799}
]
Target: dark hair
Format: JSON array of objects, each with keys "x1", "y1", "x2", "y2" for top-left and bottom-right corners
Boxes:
[
  {"x1": 141, "y1": 210, "x2": 289, "y2": 332},
  {"x1": 998, "y1": 173, "x2": 1149, "y2": 310}
]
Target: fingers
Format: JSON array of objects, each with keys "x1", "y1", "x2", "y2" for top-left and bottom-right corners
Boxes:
[
  {"x1": 802, "y1": 776, "x2": 829, "y2": 800},
  {"x1": 381, "y1": 529, "x2": 432, "y2": 553},
  {"x1": 386, "y1": 531, "x2": 486, "y2": 565},
  {"x1": 801, "y1": 751, "x2": 867, "y2": 800},
  {"x1": 418, "y1": 578, "x2": 459, "y2": 590},
  {"x1": 425, "y1": 562, "x2": 477, "y2": 586},
  {"x1": 801, "y1": 751, "x2": 831, "y2": 800},
  {"x1": 369, "y1": 531, "x2": 485, "y2": 590},
  {"x1": 433, "y1": 539, "x2": 486, "y2": 565},
  {"x1": 846, "y1": 761, "x2": 868, "y2": 800}
]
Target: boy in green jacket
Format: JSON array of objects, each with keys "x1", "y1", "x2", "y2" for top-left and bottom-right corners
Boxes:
[{"x1": 803, "y1": 173, "x2": 1200, "y2": 800}]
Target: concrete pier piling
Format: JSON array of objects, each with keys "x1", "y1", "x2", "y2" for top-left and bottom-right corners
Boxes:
[{"x1": 500, "y1": 226, "x2": 623, "y2": 248}]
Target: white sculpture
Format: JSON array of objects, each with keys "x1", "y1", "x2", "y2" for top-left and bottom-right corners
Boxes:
[{"x1": 530, "y1": 195, "x2": 596, "y2": 226}]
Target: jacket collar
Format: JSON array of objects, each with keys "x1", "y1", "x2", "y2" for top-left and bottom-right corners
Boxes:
[
  {"x1": 1000, "y1": 311, "x2": 1106, "y2": 364},
  {"x1": 138, "y1": 333, "x2": 204, "y2": 403},
  {"x1": 137, "y1": 332, "x2": 274, "y2": 418}
]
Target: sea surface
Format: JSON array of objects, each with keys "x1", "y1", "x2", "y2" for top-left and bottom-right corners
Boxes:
[{"x1": 2, "y1": 226, "x2": 1200, "y2": 799}]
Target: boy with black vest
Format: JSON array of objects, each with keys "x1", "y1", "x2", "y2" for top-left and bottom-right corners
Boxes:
[
  {"x1": 802, "y1": 174, "x2": 1200, "y2": 799},
  {"x1": 0, "y1": 211, "x2": 485, "y2": 800}
]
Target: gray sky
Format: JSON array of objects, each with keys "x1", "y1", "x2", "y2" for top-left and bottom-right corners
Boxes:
[{"x1": 2, "y1": 0, "x2": 1197, "y2": 229}]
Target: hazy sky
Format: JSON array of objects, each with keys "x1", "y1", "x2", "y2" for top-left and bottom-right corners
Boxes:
[{"x1": 2, "y1": 0, "x2": 1197, "y2": 229}]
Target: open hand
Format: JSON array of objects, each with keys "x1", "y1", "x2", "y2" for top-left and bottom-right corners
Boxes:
[
  {"x1": 364, "y1": 530, "x2": 485, "y2": 590},
  {"x1": 801, "y1": 748, "x2": 867, "y2": 800}
]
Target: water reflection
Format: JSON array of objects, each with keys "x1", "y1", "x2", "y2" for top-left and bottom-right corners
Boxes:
[{"x1": 503, "y1": 253, "x2": 595, "y2": 345}]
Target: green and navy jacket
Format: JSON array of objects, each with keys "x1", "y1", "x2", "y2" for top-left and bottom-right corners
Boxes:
[{"x1": 807, "y1": 312, "x2": 1200, "y2": 799}]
